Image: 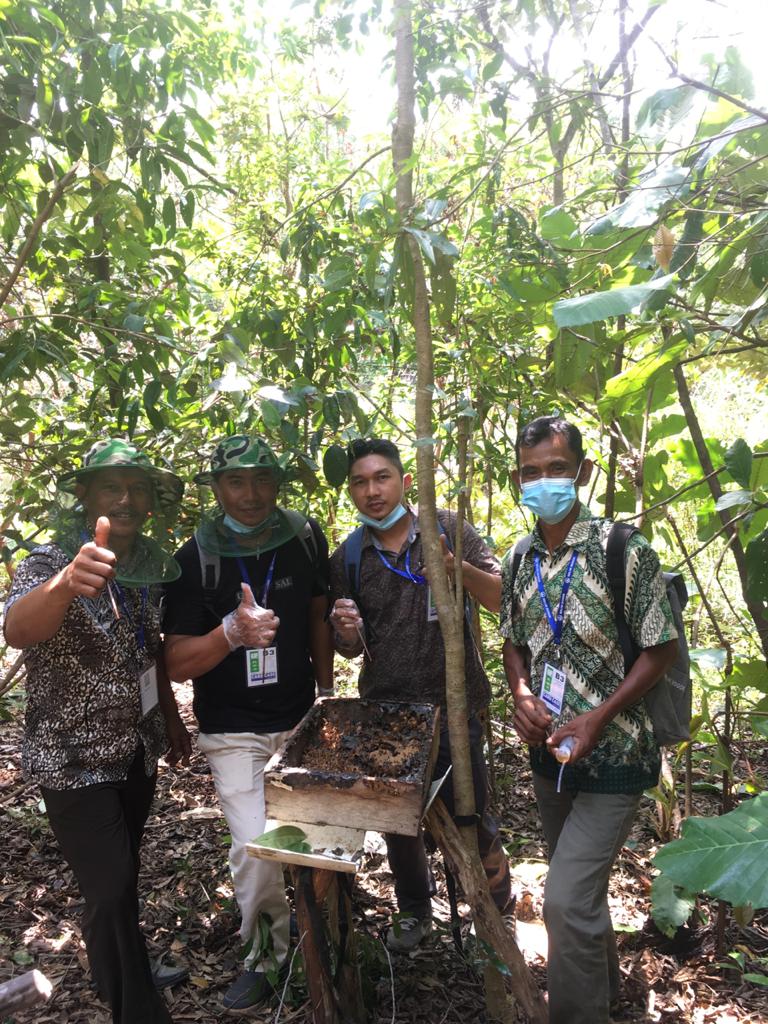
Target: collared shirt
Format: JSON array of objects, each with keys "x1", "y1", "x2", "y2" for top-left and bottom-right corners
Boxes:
[
  {"x1": 5, "y1": 545, "x2": 167, "y2": 790},
  {"x1": 329, "y1": 510, "x2": 499, "y2": 715},
  {"x1": 499, "y1": 505, "x2": 677, "y2": 794}
]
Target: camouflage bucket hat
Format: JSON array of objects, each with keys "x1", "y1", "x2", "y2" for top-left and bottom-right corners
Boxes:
[
  {"x1": 57, "y1": 438, "x2": 184, "y2": 509},
  {"x1": 194, "y1": 434, "x2": 283, "y2": 485}
]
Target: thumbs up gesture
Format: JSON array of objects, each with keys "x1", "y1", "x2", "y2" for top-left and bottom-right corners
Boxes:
[
  {"x1": 222, "y1": 582, "x2": 280, "y2": 652},
  {"x1": 64, "y1": 516, "x2": 117, "y2": 598}
]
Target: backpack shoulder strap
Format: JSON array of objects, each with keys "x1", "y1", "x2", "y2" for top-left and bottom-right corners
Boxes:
[
  {"x1": 342, "y1": 526, "x2": 366, "y2": 598},
  {"x1": 508, "y1": 534, "x2": 534, "y2": 595},
  {"x1": 194, "y1": 533, "x2": 220, "y2": 594},
  {"x1": 606, "y1": 521, "x2": 639, "y2": 673},
  {"x1": 283, "y1": 508, "x2": 319, "y2": 568}
]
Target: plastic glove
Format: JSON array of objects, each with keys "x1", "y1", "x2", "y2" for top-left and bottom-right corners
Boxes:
[
  {"x1": 222, "y1": 583, "x2": 280, "y2": 651},
  {"x1": 330, "y1": 598, "x2": 364, "y2": 647}
]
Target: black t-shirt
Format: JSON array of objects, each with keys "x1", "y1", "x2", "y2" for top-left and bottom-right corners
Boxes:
[{"x1": 163, "y1": 519, "x2": 329, "y2": 734}]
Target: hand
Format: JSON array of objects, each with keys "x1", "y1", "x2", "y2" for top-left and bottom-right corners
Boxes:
[
  {"x1": 63, "y1": 516, "x2": 116, "y2": 598},
  {"x1": 420, "y1": 535, "x2": 456, "y2": 582},
  {"x1": 164, "y1": 711, "x2": 192, "y2": 766},
  {"x1": 512, "y1": 683, "x2": 552, "y2": 746},
  {"x1": 330, "y1": 598, "x2": 363, "y2": 646},
  {"x1": 547, "y1": 709, "x2": 606, "y2": 765},
  {"x1": 222, "y1": 583, "x2": 280, "y2": 651}
]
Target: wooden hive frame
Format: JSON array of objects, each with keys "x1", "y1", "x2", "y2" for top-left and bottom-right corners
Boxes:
[{"x1": 264, "y1": 698, "x2": 441, "y2": 837}]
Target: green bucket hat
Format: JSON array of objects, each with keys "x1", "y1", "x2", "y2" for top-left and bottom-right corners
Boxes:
[
  {"x1": 194, "y1": 434, "x2": 283, "y2": 485},
  {"x1": 58, "y1": 438, "x2": 184, "y2": 508}
]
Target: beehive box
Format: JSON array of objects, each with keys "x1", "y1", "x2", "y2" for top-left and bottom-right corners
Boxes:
[{"x1": 264, "y1": 698, "x2": 440, "y2": 837}]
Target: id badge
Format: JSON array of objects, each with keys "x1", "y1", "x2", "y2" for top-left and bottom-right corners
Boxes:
[
  {"x1": 540, "y1": 661, "x2": 567, "y2": 716},
  {"x1": 427, "y1": 586, "x2": 439, "y2": 623},
  {"x1": 246, "y1": 646, "x2": 278, "y2": 687},
  {"x1": 139, "y1": 662, "x2": 159, "y2": 716}
]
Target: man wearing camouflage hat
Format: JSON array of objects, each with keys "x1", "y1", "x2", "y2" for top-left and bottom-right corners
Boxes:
[
  {"x1": 3, "y1": 438, "x2": 190, "y2": 1024},
  {"x1": 163, "y1": 435, "x2": 334, "y2": 1012}
]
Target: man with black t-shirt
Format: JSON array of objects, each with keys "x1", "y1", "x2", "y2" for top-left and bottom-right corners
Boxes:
[{"x1": 163, "y1": 436, "x2": 333, "y2": 1012}]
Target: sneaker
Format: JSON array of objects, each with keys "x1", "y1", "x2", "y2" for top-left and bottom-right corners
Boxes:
[
  {"x1": 222, "y1": 969, "x2": 276, "y2": 1012},
  {"x1": 151, "y1": 958, "x2": 190, "y2": 990},
  {"x1": 386, "y1": 915, "x2": 433, "y2": 953}
]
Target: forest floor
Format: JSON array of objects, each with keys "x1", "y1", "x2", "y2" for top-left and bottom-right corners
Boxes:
[{"x1": 1, "y1": 680, "x2": 767, "y2": 1024}]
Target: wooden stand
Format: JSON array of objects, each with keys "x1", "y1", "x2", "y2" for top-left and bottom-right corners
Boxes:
[{"x1": 246, "y1": 823, "x2": 367, "y2": 1024}]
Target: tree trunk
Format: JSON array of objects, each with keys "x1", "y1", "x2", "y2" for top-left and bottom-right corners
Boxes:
[
  {"x1": 674, "y1": 363, "x2": 768, "y2": 661},
  {"x1": 393, "y1": 5, "x2": 543, "y2": 1019}
]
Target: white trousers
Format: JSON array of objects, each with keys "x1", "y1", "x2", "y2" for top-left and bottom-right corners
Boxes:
[{"x1": 197, "y1": 730, "x2": 291, "y2": 970}]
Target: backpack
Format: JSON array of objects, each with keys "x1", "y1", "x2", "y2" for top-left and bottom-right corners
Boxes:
[
  {"x1": 507, "y1": 522, "x2": 691, "y2": 746},
  {"x1": 196, "y1": 509, "x2": 320, "y2": 595}
]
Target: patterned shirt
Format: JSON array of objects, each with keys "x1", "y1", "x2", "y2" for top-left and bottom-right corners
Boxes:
[
  {"x1": 4, "y1": 545, "x2": 167, "y2": 790},
  {"x1": 329, "y1": 510, "x2": 499, "y2": 715},
  {"x1": 499, "y1": 505, "x2": 677, "y2": 794}
]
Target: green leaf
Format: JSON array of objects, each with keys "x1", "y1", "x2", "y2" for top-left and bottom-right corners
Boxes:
[
  {"x1": 586, "y1": 166, "x2": 690, "y2": 234},
  {"x1": 404, "y1": 227, "x2": 435, "y2": 264},
  {"x1": 724, "y1": 438, "x2": 753, "y2": 488},
  {"x1": 651, "y1": 872, "x2": 696, "y2": 938},
  {"x1": 689, "y1": 647, "x2": 727, "y2": 670},
  {"x1": 260, "y1": 401, "x2": 282, "y2": 429},
  {"x1": 553, "y1": 275, "x2": 677, "y2": 328},
  {"x1": 256, "y1": 825, "x2": 311, "y2": 854},
  {"x1": 653, "y1": 793, "x2": 768, "y2": 909},
  {"x1": 323, "y1": 444, "x2": 348, "y2": 488},
  {"x1": 482, "y1": 52, "x2": 504, "y2": 82},
  {"x1": 715, "y1": 489, "x2": 753, "y2": 511},
  {"x1": 322, "y1": 256, "x2": 355, "y2": 292},
  {"x1": 597, "y1": 337, "x2": 688, "y2": 418},
  {"x1": 540, "y1": 207, "x2": 577, "y2": 242}
]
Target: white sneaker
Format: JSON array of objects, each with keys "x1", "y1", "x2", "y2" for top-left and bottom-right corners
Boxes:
[{"x1": 386, "y1": 915, "x2": 433, "y2": 952}]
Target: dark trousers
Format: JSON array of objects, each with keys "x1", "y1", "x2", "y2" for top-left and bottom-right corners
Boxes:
[
  {"x1": 41, "y1": 747, "x2": 172, "y2": 1024},
  {"x1": 385, "y1": 716, "x2": 513, "y2": 919}
]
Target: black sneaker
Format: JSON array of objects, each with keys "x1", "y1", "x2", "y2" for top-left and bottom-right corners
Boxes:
[{"x1": 222, "y1": 968, "x2": 280, "y2": 1012}]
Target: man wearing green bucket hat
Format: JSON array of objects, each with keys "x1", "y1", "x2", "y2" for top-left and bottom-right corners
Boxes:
[
  {"x1": 3, "y1": 438, "x2": 191, "y2": 1024},
  {"x1": 163, "y1": 434, "x2": 334, "y2": 1012}
]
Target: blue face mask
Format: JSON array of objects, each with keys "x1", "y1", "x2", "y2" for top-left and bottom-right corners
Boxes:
[
  {"x1": 520, "y1": 466, "x2": 582, "y2": 525},
  {"x1": 356, "y1": 503, "x2": 408, "y2": 531}
]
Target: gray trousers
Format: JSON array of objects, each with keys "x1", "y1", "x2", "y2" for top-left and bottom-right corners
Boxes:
[{"x1": 533, "y1": 773, "x2": 641, "y2": 1024}]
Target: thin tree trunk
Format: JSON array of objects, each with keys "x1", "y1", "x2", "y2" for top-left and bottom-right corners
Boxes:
[
  {"x1": 674, "y1": 363, "x2": 768, "y2": 661},
  {"x1": 393, "y1": 5, "x2": 543, "y2": 1019}
]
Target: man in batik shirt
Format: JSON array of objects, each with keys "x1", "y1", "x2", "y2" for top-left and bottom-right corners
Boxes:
[{"x1": 500, "y1": 416, "x2": 678, "y2": 1024}]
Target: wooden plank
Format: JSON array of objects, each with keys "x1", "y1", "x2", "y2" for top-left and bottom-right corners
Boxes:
[
  {"x1": 245, "y1": 821, "x2": 365, "y2": 874},
  {"x1": 265, "y1": 780, "x2": 423, "y2": 836}
]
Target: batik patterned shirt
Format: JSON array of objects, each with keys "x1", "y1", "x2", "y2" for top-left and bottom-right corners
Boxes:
[
  {"x1": 4, "y1": 544, "x2": 167, "y2": 790},
  {"x1": 499, "y1": 504, "x2": 677, "y2": 794}
]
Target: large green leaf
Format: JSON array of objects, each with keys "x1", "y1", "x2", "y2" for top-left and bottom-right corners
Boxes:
[
  {"x1": 586, "y1": 165, "x2": 690, "y2": 234},
  {"x1": 651, "y1": 872, "x2": 696, "y2": 938},
  {"x1": 653, "y1": 794, "x2": 768, "y2": 909},
  {"x1": 724, "y1": 438, "x2": 753, "y2": 488},
  {"x1": 597, "y1": 337, "x2": 688, "y2": 418},
  {"x1": 553, "y1": 275, "x2": 676, "y2": 328}
]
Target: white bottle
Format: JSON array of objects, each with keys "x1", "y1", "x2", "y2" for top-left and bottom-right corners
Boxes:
[{"x1": 554, "y1": 735, "x2": 576, "y2": 764}]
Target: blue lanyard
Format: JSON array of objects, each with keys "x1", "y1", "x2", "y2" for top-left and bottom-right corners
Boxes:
[
  {"x1": 533, "y1": 550, "x2": 578, "y2": 649},
  {"x1": 375, "y1": 546, "x2": 426, "y2": 585},
  {"x1": 236, "y1": 552, "x2": 278, "y2": 607},
  {"x1": 112, "y1": 581, "x2": 148, "y2": 651}
]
